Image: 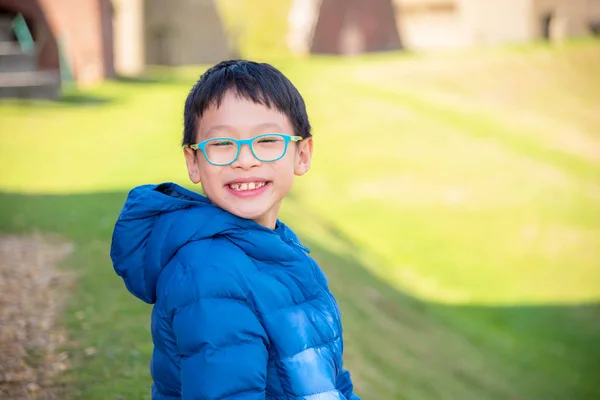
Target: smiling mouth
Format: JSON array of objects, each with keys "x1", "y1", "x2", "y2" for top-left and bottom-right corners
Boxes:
[{"x1": 227, "y1": 181, "x2": 268, "y2": 192}]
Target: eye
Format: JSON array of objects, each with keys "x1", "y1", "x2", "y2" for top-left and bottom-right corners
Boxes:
[
  {"x1": 256, "y1": 135, "x2": 283, "y2": 144},
  {"x1": 209, "y1": 139, "x2": 234, "y2": 146}
]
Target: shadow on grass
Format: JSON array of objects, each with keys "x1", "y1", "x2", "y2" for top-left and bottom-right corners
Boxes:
[
  {"x1": 0, "y1": 92, "x2": 115, "y2": 108},
  {"x1": 112, "y1": 70, "x2": 192, "y2": 86},
  {"x1": 59, "y1": 92, "x2": 114, "y2": 106},
  {"x1": 0, "y1": 190, "x2": 599, "y2": 400}
]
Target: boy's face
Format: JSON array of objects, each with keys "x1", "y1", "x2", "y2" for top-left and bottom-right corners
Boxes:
[{"x1": 184, "y1": 90, "x2": 313, "y2": 229}]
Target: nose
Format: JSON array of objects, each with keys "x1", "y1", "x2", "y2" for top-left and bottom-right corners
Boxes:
[{"x1": 231, "y1": 143, "x2": 260, "y2": 169}]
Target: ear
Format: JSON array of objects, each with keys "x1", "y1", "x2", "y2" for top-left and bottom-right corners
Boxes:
[
  {"x1": 294, "y1": 137, "x2": 313, "y2": 176},
  {"x1": 183, "y1": 147, "x2": 201, "y2": 184}
]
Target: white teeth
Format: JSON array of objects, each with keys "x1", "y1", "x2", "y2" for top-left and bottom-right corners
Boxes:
[{"x1": 228, "y1": 181, "x2": 266, "y2": 191}]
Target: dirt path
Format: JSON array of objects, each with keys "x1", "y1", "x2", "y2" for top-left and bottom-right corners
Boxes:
[{"x1": 0, "y1": 235, "x2": 73, "y2": 399}]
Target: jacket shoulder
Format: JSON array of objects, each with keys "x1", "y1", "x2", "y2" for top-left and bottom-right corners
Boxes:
[
  {"x1": 177, "y1": 236, "x2": 257, "y2": 274},
  {"x1": 156, "y1": 237, "x2": 257, "y2": 312}
]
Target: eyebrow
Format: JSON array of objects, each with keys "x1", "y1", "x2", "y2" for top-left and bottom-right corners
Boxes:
[{"x1": 204, "y1": 122, "x2": 286, "y2": 138}]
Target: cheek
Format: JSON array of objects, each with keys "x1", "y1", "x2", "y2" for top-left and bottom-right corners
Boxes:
[
  {"x1": 198, "y1": 164, "x2": 223, "y2": 189},
  {"x1": 272, "y1": 159, "x2": 296, "y2": 185}
]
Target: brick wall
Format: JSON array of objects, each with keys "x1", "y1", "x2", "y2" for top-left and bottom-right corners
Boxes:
[
  {"x1": 311, "y1": 0, "x2": 402, "y2": 54},
  {"x1": 38, "y1": 0, "x2": 113, "y2": 84}
]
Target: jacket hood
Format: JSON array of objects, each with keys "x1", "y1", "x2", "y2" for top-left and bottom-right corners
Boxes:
[{"x1": 110, "y1": 182, "x2": 307, "y2": 304}]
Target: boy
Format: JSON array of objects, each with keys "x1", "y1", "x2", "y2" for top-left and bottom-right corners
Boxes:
[{"x1": 110, "y1": 60, "x2": 360, "y2": 399}]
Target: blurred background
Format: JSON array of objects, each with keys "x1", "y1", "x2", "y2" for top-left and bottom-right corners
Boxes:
[{"x1": 0, "y1": 0, "x2": 599, "y2": 399}]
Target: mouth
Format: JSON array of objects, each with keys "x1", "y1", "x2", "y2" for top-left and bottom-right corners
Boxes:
[
  {"x1": 224, "y1": 179, "x2": 271, "y2": 198},
  {"x1": 226, "y1": 181, "x2": 268, "y2": 192}
]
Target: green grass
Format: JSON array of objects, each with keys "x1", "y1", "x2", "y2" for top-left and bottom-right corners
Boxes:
[{"x1": 1, "y1": 39, "x2": 599, "y2": 399}]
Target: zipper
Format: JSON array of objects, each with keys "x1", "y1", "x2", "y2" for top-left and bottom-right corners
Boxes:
[{"x1": 285, "y1": 238, "x2": 311, "y2": 254}]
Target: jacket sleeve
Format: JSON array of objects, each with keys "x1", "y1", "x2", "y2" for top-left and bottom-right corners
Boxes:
[
  {"x1": 337, "y1": 366, "x2": 360, "y2": 400},
  {"x1": 169, "y1": 260, "x2": 268, "y2": 399}
]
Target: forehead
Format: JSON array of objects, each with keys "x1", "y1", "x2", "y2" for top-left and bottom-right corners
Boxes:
[{"x1": 198, "y1": 91, "x2": 292, "y2": 139}]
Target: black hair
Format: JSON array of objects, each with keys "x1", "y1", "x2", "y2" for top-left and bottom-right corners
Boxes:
[{"x1": 182, "y1": 59, "x2": 312, "y2": 146}]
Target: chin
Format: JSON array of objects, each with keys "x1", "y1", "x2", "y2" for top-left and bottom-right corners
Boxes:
[
  {"x1": 228, "y1": 204, "x2": 270, "y2": 221},
  {"x1": 207, "y1": 185, "x2": 281, "y2": 226}
]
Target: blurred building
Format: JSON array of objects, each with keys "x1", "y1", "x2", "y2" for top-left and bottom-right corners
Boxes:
[
  {"x1": 288, "y1": 0, "x2": 402, "y2": 55},
  {"x1": 0, "y1": 0, "x2": 230, "y2": 99},
  {"x1": 288, "y1": 0, "x2": 600, "y2": 55},
  {"x1": 113, "y1": 0, "x2": 230, "y2": 76},
  {"x1": 396, "y1": 0, "x2": 600, "y2": 50},
  {"x1": 0, "y1": 0, "x2": 112, "y2": 98}
]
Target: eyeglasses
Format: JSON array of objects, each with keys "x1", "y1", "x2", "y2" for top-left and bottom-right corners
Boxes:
[{"x1": 185, "y1": 133, "x2": 303, "y2": 166}]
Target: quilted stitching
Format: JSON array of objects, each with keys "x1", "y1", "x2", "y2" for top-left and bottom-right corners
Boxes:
[{"x1": 111, "y1": 183, "x2": 360, "y2": 400}]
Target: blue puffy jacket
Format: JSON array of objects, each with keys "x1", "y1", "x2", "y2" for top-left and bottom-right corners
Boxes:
[{"x1": 110, "y1": 183, "x2": 360, "y2": 400}]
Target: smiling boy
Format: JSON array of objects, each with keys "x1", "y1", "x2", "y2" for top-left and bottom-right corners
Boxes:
[{"x1": 111, "y1": 60, "x2": 360, "y2": 399}]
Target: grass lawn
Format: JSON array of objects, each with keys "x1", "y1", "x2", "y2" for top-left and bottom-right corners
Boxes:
[{"x1": 1, "y1": 39, "x2": 599, "y2": 399}]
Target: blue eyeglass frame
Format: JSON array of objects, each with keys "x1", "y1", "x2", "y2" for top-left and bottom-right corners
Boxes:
[{"x1": 185, "y1": 133, "x2": 303, "y2": 166}]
